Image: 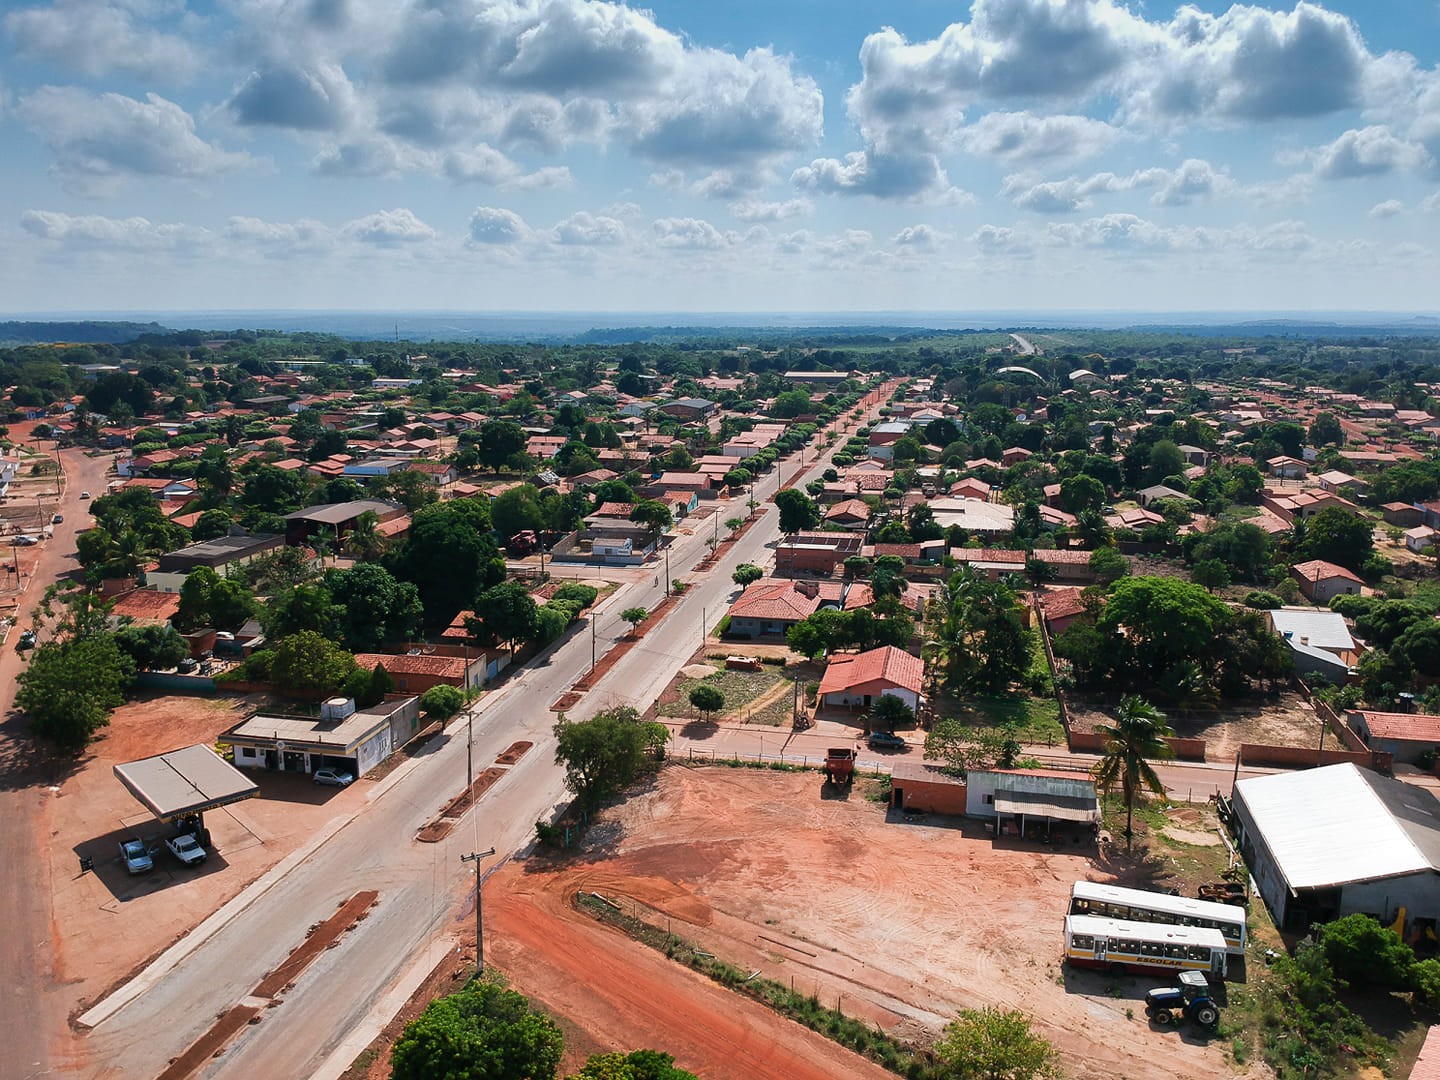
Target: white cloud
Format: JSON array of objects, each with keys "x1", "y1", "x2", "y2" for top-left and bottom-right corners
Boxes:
[
  {"x1": 442, "y1": 144, "x2": 572, "y2": 189},
  {"x1": 468, "y1": 206, "x2": 529, "y2": 245},
  {"x1": 550, "y1": 211, "x2": 626, "y2": 246},
  {"x1": 832, "y1": 0, "x2": 1419, "y2": 200},
  {"x1": 15, "y1": 86, "x2": 252, "y2": 195},
  {"x1": 730, "y1": 198, "x2": 810, "y2": 223},
  {"x1": 1369, "y1": 199, "x2": 1404, "y2": 219},
  {"x1": 1421, "y1": 191, "x2": 1440, "y2": 214},
  {"x1": 957, "y1": 110, "x2": 1119, "y2": 164},
  {"x1": 20, "y1": 209, "x2": 210, "y2": 249},
  {"x1": 1308, "y1": 125, "x2": 1431, "y2": 179},
  {"x1": 1002, "y1": 158, "x2": 1237, "y2": 213},
  {"x1": 893, "y1": 224, "x2": 946, "y2": 251},
  {"x1": 5, "y1": 0, "x2": 201, "y2": 81},
  {"x1": 653, "y1": 217, "x2": 729, "y2": 249},
  {"x1": 340, "y1": 208, "x2": 437, "y2": 245},
  {"x1": 224, "y1": 0, "x2": 822, "y2": 187},
  {"x1": 224, "y1": 216, "x2": 333, "y2": 252},
  {"x1": 791, "y1": 150, "x2": 954, "y2": 200}
]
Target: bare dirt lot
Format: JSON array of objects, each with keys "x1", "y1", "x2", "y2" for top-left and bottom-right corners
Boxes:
[
  {"x1": 1069, "y1": 691, "x2": 1320, "y2": 762},
  {"x1": 487, "y1": 768, "x2": 1234, "y2": 1080},
  {"x1": 46, "y1": 692, "x2": 371, "y2": 1030}
]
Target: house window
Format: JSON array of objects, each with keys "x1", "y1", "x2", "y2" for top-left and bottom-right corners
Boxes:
[{"x1": 983, "y1": 794, "x2": 994, "y2": 805}]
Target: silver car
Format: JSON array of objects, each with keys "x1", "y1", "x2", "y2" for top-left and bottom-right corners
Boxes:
[
  {"x1": 119, "y1": 837, "x2": 154, "y2": 874},
  {"x1": 165, "y1": 833, "x2": 207, "y2": 866}
]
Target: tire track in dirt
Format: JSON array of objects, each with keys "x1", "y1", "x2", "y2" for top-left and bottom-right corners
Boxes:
[{"x1": 486, "y1": 861, "x2": 895, "y2": 1080}]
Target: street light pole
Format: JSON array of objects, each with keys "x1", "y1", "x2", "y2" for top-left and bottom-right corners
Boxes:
[{"x1": 459, "y1": 847, "x2": 497, "y2": 970}]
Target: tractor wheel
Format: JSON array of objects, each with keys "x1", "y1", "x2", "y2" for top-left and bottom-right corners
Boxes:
[
  {"x1": 1194, "y1": 1004, "x2": 1219, "y2": 1027},
  {"x1": 1143, "y1": 1007, "x2": 1156, "y2": 1020},
  {"x1": 1153, "y1": 1009, "x2": 1175, "y2": 1027}
]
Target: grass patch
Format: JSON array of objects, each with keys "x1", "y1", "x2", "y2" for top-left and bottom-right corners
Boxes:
[
  {"x1": 574, "y1": 892, "x2": 946, "y2": 1079},
  {"x1": 931, "y1": 693, "x2": 1064, "y2": 744},
  {"x1": 660, "y1": 665, "x2": 791, "y2": 724}
]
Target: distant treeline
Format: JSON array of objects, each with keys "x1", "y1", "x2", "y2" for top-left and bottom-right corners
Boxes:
[{"x1": 0, "y1": 321, "x2": 171, "y2": 346}]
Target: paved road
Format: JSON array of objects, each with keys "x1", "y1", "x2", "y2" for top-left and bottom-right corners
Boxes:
[
  {"x1": 78, "y1": 389, "x2": 898, "y2": 1079},
  {"x1": 1010, "y1": 333, "x2": 1039, "y2": 356},
  {"x1": 0, "y1": 446, "x2": 118, "y2": 1080}
]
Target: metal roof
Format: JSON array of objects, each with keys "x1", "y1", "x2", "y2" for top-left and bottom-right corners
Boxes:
[
  {"x1": 1235, "y1": 763, "x2": 1440, "y2": 892},
  {"x1": 113, "y1": 744, "x2": 259, "y2": 823},
  {"x1": 1267, "y1": 607, "x2": 1356, "y2": 653}
]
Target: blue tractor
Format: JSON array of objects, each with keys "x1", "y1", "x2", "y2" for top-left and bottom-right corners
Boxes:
[{"x1": 1144, "y1": 970, "x2": 1221, "y2": 1028}]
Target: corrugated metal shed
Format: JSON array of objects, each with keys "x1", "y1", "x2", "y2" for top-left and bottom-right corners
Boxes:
[{"x1": 1235, "y1": 763, "x2": 1440, "y2": 891}]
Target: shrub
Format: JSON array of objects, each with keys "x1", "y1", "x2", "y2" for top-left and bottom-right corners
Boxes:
[
  {"x1": 1244, "y1": 590, "x2": 1283, "y2": 609},
  {"x1": 420, "y1": 684, "x2": 465, "y2": 719},
  {"x1": 550, "y1": 582, "x2": 598, "y2": 608},
  {"x1": 1317, "y1": 913, "x2": 1414, "y2": 987},
  {"x1": 688, "y1": 683, "x2": 725, "y2": 719}
]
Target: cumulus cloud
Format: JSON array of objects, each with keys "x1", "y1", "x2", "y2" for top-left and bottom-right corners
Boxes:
[
  {"x1": 792, "y1": 150, "x2": 954, "y2": 200},
  {"x1": 222, "y1": 0, "x2": 822, "y2": 188},
  {"x1": 15, "y1": 86, "x2": 253, "y2": 195},
  {"x1": 20, "y1": 209, "x2": 210, "y2": 249},
  {"x1": 1308, "y1": 125, "x2": 1431, "y2": 179},
  {"x1": 550, "y1": 211, "x2": 626, "y2": 245},
  {"x1": 653, "y1": 217, "x2": 729, "y2": 249},
  {"x1": 893, "y1": 224, "x2": 946, "y2": 251},
  {"x1": 957, "y1": 110, "x2": 1119, "y2": 164},
  {"x1": 1369, "y1": 199, "x2": 1404, "y2": 219},
  {"x1": 1002, "y1": 158, "x2": 1237, "y2": 212},
  {"x1": 730, "y1": 198, "x2": 810, "y2": 223},
  {"x1": 468, "y1": 206, "x2": 529, "y2": 245},
  {"x1": 225, "y1": 216, "x2": 333, "y2": 252},
  {"x1": 340, "y1": 208, "x2": 437, "y2": 245},
  {"x1": 828, "y1": 0, "x2": 1425, "y2": 200},
  {"x1": 5, "y1": 0, "x2": 201, "y2": 81},
  {"x1": 442, "y1": 144, "x2": 572, "y2": 189},
  {"x1": 227, "y1": 64, "x2": 357, "y2": 131}
]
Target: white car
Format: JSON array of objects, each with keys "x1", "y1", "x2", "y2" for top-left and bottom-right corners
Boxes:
[
  {"x1": 165, "y1": 833, "x2": 208, "y2": 866},
  {"x1": 11, "y1": 535, "x2": 37, "y2": 546},
  {"x1": 313, "y1": 768, "x2": 355, "y2": 787}
]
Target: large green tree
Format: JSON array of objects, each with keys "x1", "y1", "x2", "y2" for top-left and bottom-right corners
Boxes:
[
  {"x1": 553, "y1": 705, "x2": 669, "y2": 808},
  {"x1": 390, "y1": 977, "x2": 564, "y2": 1080},
  {"x1": 1299, "y1": 507, "x2": 1374, "y2": 573},
  {"x1": 1094, "y1": 575, "x2": 1229, "y2": 690},
  {"x1": 17, "y1": 633, "x2": 134, "y2": 752},
  {"x1": 475, "y1": 420, "x2": 528, "y2": 474},
  {"x1": 267, "y1": 631, "x2": 357, "y2": 694},
  {"x1": 933, "y1": 1006, "x2": 1059, "y2": 1080},
  {"x1": 775, "y1": 487, "x2": 820, "y2": 533},
  {"x1": 568, "y1": 1051, "x2": 698, "y2": 1080},
  {"x1": 175, "y1": 566, "x2": 256, "y2": 632},
  {"x1": 324, "y1": 563, "x2": 423, "y2": 651},
  {"x1": 468, "y1": 582, "x2": 539, "y2": 655},
  {"x1": 1092, "y1": 695, "x2": 1174, "y2": 847},
  {"x1": 926, "y1": 569, "x2": 1030, "y2": 693},
  {"x1": 392, "y1": 501, "x2": 506, "y2": 623}
]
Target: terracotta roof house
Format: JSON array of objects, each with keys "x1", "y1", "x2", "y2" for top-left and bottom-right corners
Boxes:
[
  {"x1": 1346, "y1": 711, "x2": 1440, "y2": 765},
  {"x1": 1037, "y1": 588, "x2": 1088, "y2": 635},
  {"x1": 817, "y1": 645, "x2": 924, "y2": 711},
  {"x1": 1267, "y1": 455, "x2": 1308, "y2": 479},
  {"x1": 107, "y1": 587, "x2": 182, "y2": 627},
  {"x1": 823, "y1": 498, "x2": 871, "y2": 530},
  {"x1": 1290, "y1": 559, "x2": 1363, "y2": 603},
  {"x1": 352, "y1": 652, "x2": 486, "y2": 692},
  {"x1": 725, "y1": 580, "x2": 821, "y2": 638}
]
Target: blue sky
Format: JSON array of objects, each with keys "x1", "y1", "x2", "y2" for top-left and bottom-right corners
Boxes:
[{"x1": 2, "y1": 0, "x2": 1439, "y2": 315}]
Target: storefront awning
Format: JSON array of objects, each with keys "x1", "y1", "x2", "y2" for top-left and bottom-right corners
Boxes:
[{"x1": 994, "y1": 788, "x2": 1100, "y2": 824}]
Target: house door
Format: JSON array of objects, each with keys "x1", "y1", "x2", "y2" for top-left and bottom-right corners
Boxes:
[{"x1": 892, "y1": 786, "x2": 904, "y2": 809}]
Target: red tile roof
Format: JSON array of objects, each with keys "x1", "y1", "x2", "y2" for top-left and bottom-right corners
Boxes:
[
  {"x1": 1291, "y1": 559, "x2": 1363, "y2": 584},
  {"x1": 109, "y1": 588, "x2": 181, "y2": 624},
  {"x1": 817, "y1": 645, "x2": 924, "y2": 697},
  {"x1": 727, "y1": 580, "x2": 821, "y2": 622},
  {"x1": 353, "y1": 652, "x2": 468, "y2": 678},
  {"x1": 1356, "y1": 711, "x2": 1440, "y2": 743}
]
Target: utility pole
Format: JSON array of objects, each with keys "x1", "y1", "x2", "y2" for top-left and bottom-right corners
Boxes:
[
  {"x1": 664, "y1": 543, "x2": 671, "y2": 594},
  {"x1": 460, "y1": 847, "x2": 497, "y2": 970},
  {"x1": 591, "y1": 613, "x2": 597, "y2": 672}
]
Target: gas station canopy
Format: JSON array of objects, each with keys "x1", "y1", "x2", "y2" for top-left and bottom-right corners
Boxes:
[{"x1": 113, "y1": 743, "x2": 258, "y2": 823}]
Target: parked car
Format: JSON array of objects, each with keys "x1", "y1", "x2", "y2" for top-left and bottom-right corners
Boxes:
[
  {"x1": 79, "y1": 491, "x2": 91, "y2": 499},
  {"x1": 51, "y1": 514, "x2": 63, "y2": 524},
  {"x1": 867, "y1": 731, "x2": 907, "y2": 751},
  {"x1": 313, "y1": 768, "x2": 355, "y2": 787},
  {"x1": 17, "y1": 629, "x2": 36, "y2": 650},
  {"x1": 11, "y1": 535, "x2": 37, "y2": 546},
  {"x1": 119, "y1": 837, "x2": 154, "y2": 874},
  {"x1": 165, "y1": 832, "x2": 207, "y2": 866}
]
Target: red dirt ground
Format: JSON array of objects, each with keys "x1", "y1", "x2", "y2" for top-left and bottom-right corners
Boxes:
[{"x1": 486, "y1": 768, "x2": 1234, "y2": 1080}]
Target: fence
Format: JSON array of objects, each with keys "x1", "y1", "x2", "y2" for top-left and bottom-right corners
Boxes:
[{"x1": 676, "y1": 745, "x2": 893, "y2": 775}]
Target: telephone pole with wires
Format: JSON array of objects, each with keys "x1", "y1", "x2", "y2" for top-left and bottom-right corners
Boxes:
[{"x1": 460, "y1": 848, "x2": 497, "y2": 970}]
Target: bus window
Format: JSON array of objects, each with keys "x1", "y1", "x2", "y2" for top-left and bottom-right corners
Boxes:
[{"x1": 1071, "y1": 934, "x2": 1094, "y2": 950}]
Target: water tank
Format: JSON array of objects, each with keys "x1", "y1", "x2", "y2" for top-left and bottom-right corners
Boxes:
[{"x1": 322, "y1": 697, "x2": 357, "y2": 721}]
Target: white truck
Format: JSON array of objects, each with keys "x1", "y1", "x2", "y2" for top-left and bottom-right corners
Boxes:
[{"x1": 165, "y1": 832, "x2": 208, "y2": 867}]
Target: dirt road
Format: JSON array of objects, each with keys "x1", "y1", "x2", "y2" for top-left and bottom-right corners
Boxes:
[
  {"x1": 489, "y1": 768, "x2": 1234, "y2": 1080},
  {"x1": 0, "y1": 445, "x2": 117, "y2": 1078}
]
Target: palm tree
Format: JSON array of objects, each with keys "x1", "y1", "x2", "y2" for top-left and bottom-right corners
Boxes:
[
  {"x1": 1092, "y1": 695, "x2": 1175, "y2": 849},
  {"x1": 343, "y1": 511, "x2": 388, "y2": 562}
]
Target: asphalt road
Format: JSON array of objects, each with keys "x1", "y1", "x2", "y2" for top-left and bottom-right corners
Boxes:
[
  {"x1": 0, "y1": 445, "x2": 119, "y2": 1080},
  {"x1": 77, "y1": 394, "x2": 895, "y2": 1079}
]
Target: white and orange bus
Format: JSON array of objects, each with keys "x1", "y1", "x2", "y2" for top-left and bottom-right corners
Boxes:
[
  {"x1": 1064, "y1": 914, "x2": 1229, "y2": 979},
  {"x1": 1069, "y1": 881, "x2": 1247, "y2": 955}
]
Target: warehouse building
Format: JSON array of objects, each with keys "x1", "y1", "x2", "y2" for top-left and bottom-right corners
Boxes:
[{"x1": 1233, "y1": 763, "x2": 1440, "y2": 936}]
